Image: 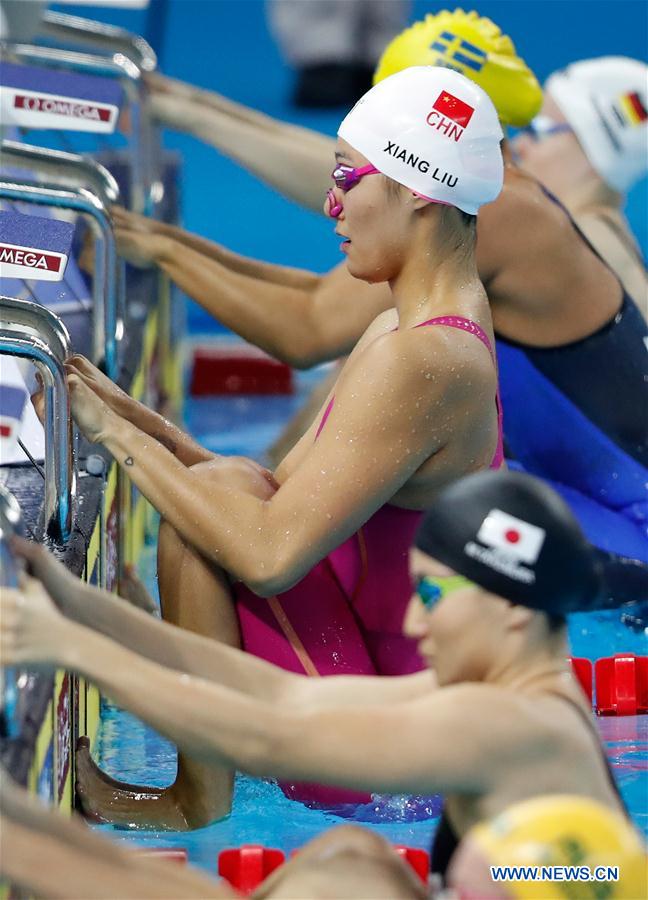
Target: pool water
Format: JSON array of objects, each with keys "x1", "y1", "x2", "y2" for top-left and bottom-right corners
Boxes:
[{"x1": 95, "y1": 380, "x2": 648, "y2": 875}]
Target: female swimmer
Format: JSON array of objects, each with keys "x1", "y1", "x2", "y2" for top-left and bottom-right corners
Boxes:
[
  {"x1": 62, "y1": 66, "x2": 504, "y2": 828},
  {"x1": 514, "y1": 56, "x2": 647, "y2": 304},
  {"x1": 118, "y1": 11, "x2": 648, "y2": 590},
  {"x1": 1, "y1": 470, "x2": 632, "y2": 879}
]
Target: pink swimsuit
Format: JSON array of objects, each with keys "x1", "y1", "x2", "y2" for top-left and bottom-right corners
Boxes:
[{"x1": 234, "y1": 317, "x2": 503, "y2": 806}]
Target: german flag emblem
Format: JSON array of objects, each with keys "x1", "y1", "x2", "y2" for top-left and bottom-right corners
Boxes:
[{"x1": 612, "y1": 91, "x2": 647, "y2": 128}]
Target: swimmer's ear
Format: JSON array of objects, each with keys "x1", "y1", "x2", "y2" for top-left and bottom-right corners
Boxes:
[
  {"x1": 506, "y1": 603, "x2": 534, "y2": 631},
  {"x1": 411, "y1": 193, "x2": 434, "y2": 211}
]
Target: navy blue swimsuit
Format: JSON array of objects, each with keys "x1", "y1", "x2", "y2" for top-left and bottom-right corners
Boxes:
[{"x1": 495, "y1": 191, "x2": 648, "y2": 589}]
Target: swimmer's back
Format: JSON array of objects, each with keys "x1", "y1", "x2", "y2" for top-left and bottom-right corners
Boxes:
[{"x1": 478, "y1": 167, "x2": 623, "y2": 346}]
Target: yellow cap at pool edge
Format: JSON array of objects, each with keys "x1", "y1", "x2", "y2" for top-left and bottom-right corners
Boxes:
[
  {"x1": 374, "y1": 9, "x2": 542, "y2": 128},
  {"x1": 468, "y1": 795, "x2": 648, "y2": 899}
]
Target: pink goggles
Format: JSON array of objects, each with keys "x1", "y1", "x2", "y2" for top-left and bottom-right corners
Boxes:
[
  {"x1": 326, "y1": 163, "x2": 380, "y2": 219},
  {"x1": 325, "y1": 162, "x2": 452, "y2": 219},
  {"x1": 332, "y1": 162, "x2": 380, "y2": 190}
]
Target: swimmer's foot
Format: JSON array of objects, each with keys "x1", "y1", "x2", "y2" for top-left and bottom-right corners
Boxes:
[
  {"x1": 75, "y1": 738, "x2": 187, "y2": 831},
  {"x1": 119, "y1": 564, "x2": 158, "y2": 616}
]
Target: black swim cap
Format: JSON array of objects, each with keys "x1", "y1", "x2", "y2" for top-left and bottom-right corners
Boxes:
[{"x1": 415, "y1": 470, "x2": 603, "y2": 614}]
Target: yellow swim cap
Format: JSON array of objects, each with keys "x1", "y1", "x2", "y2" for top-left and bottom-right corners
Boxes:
[
  {"x1": 373, "y1": 9, "x2": 542, "y2": 127},
  {"x1": 469, "y1": 795, "x2": 647, "y2": 899}
]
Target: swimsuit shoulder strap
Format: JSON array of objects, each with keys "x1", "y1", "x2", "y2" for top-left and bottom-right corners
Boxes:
[{"x1": 414, "y1": 315, "x2": 496, "y2": 357}]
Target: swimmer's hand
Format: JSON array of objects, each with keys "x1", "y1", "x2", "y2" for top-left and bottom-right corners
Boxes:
[
  {"x1": 112, "y1": 206, "x2": 161, "y2": 236},
  {"x1": 66, "y1": 355, "x2": 131, "y2": 418},
  {"x1": 0, "y1": 574, "x2": 68, "y2": 670},
  {"x1": 113, "y1": 213, "x2": 171, "y2": 268},
  {"x1": 10, "y1": 537, "x2": 83, "y2": 618},
  {"x1": 67, "y1": 370, "x2": 118, "y2": 444},
  {"x1": 30, "y1": 372, "x2": 45, "y2": 426},
  {"x1": 144, "y1": 70, "x2": 198, "y2": 101}
]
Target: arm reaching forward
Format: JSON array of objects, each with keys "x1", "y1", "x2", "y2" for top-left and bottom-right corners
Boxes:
[
  {"x1": 113, "y1": 208, "x2": 392, "y2": 369},
  {"x1": 147, "y1": 73, "x2": 334, "y2": 213},
  {"x1": 1, "y1": 579, "x2": 526, "y2": 798},
  {"x1": 12, "y1": 542, "x2": 435, "y2": 710},
  {"x1": 69, "y1": 326, "x2": 456, "y2": 594}
]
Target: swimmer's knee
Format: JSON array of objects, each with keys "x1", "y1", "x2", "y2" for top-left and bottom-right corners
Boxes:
[{"x1": 189, "y1": 456, "x2": 278, "y2": 499}]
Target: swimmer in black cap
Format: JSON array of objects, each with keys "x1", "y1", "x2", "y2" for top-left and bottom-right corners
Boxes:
[{"x1": 0, "y1": 470, "x2": 632, "y2": 882}]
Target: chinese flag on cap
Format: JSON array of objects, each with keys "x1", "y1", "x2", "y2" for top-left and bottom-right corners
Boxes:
[
  {"x1": 432, "y1": 91, "x2": 475, "y2": 127},
  {"x1": 476, "y1": 509, "x2": 546, "y2": 564}
]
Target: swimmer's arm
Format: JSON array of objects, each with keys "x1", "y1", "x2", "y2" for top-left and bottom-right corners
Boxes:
[
  {"x1": 15, "y1": 544, "x2": 433, "y2": 708},
  {"x1": 153, "y1": 239, "x2": 390, "y2": 367},
  {"x1": 65, "y1": 356, "x2": 213, "y2": 466},
  {"x1": 93, "y1": 333, "x2": 450, "y2": 592},
  {"x1": 574, "y1": 213, "x2": 648, "y2": 317},
  {"x1": 53, "y1": 636, "x2": 525, "y2": 793},
  {"x1": 0, "y1": 777, "x2": 232, "y2": 899},
  {"x1": 149, "y1": 87, "x2": 334, "y2": 213},
  {"x1": 113, "y1": 207, "x2": 318, "y2": 289},
  {"x1": 288, "y1": 670, "x2": 438, "y2": 710}
]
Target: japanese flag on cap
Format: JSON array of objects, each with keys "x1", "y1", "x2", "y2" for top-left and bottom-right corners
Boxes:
[{"x1": 477, "y1": 509, "x2": 546, "y2": 565}]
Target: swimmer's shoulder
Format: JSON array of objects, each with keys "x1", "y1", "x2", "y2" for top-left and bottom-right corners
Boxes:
[{"x1": 425, "y1": 683, "x2": 566, "y2": 749}]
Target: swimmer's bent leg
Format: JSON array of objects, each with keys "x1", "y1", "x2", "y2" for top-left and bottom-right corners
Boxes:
[{"x1": 75, "y1": 457, "x2": 273, "y2": 830}]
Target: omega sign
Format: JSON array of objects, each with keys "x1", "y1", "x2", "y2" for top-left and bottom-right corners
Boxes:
[
  {"x1": 0, "y1": 243, "x2": 68, "y2": 282},
  {"x1": 14, "y1": 94, "x2": 112, "y2": 121},
  {"x1": 0, "y1": 87, "x2": 118, "y2": 133}
]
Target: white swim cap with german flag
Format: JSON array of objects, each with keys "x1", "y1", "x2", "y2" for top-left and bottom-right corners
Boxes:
[{"x1": 338, "y1": 66, "x2": 504, "y2": 215}]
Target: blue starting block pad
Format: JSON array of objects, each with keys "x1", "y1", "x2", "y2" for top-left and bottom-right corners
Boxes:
[
  {"x1": 0, "y1": 61, "x2": 123, "y2": 133},
  {"x1": 0, "y1": 210, "x2": 74, "y2": 282}
]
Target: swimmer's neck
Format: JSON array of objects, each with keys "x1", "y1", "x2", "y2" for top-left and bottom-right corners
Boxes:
[
  {"x1": 481, "y1": 628, "x2": 571, "y2": 694},
  {"x1": 388, "y1": 220, "x2": 481, "y2": 327}
]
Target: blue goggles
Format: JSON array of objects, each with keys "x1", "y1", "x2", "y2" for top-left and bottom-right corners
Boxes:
[{"x1": 415, "y1": 574, "x2": 475, "y2": 612}]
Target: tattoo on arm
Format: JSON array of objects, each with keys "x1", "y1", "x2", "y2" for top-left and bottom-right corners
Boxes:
[{"x1": 124, "y1": 456, "x2": 134, "y2": 467}]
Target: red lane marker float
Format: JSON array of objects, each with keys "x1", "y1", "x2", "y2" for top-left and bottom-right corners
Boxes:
[
  {"x1": 219, "y1": 845, "x2": 285, "y2": 893},
  {"x1": 569, "y1": 657, "x2": 593, "y2": 703},
  {"x1": 595, "y1": 654, "x2": 648, "y2": 716},
  {"x1": 393, "y1": 845, "x2": 430, "y2": 883},
  {"x1": 191, "y1": 346, "x2": 293, "y2": 396}
]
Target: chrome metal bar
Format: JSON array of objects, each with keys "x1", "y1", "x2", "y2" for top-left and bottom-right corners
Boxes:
[
  {"x1": 0, "y1": 324, "x2": 74, "y2": 541},
  {"x1": 0, "y1": 141, "x2": 120, "y2": 209},
  {"x1": 40, "y1": 10, "x2": 157, "y2": 73},
  {"x1": 0, "y1": 179, "x2": 120, "y2": 378},
  {"x1": 0, "y1": 484, "x2": 24, "y2": 738},
  {"x1": 3, "y1": 43, "x2": 151, "y2": 211},
  {"x1": 0, "y1": 296, "x2": 71, "y2": 362},
  {"x1": 3, "y1": 42, "x2": 140, "y2": 81}
]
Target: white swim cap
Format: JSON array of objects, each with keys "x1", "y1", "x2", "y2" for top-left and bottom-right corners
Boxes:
[
  {"x1": 338, "y1": 66, "x2": 504, "y2": 215},
  {"x1": 546, "y1": 57, "x2": 648, "y2": 193}
]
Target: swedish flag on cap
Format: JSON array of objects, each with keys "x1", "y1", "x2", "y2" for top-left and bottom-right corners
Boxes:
[{"x1": 374, "y1": 9, "x2": 542, "y2": 128}]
